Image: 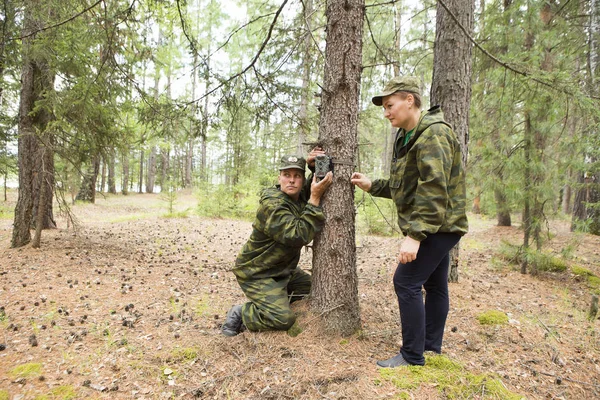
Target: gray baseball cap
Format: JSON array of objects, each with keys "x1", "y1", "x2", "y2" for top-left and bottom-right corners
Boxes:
[{"x1": 372, "y1": 76, "x2": 422, "y2": 106}]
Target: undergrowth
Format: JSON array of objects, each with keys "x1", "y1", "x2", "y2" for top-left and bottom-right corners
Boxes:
[
  {"x1": 377, "y1": 354, "x2": 524, "y2": 399},
  {"x1": 496, "y1": 241, "x2": 568, "y2": 272}
]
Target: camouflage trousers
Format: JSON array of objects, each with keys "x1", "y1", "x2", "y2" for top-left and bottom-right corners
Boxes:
[{"x1": 237, "y1": 268, "x2": 311, "y2": 332}]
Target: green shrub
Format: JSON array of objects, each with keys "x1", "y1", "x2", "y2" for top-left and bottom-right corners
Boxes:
[
  {"x1": 477, "y1": 310, "x2": 509, "y2": 325},
  {"x1": 496, "y1": 241, "x2": 567, "y2": 272}
]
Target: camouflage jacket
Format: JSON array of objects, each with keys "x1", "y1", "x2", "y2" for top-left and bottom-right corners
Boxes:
[
  {"x1": 370, "y1": 106, "x2": 468, "y2": 241},
  {"x1": 233, "y1": 176, "x2": 325, "y2": 280}
]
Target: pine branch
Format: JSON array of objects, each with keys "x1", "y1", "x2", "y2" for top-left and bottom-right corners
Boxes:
[
  {"x1": 14, "y1": 0, "x2": 103, "y2": 41},
  {"x1": 435, "y1": 0, "x2": 599, "y2": 100}
]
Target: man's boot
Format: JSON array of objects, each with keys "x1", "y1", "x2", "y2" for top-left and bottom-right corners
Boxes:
[{"x1": 221, "y1": 305, "x2": 244, "y2": 336}]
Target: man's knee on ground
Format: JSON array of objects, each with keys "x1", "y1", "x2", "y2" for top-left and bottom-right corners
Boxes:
[{"x1": 272, "y1": 310, "x2": 296, "y2": 330}]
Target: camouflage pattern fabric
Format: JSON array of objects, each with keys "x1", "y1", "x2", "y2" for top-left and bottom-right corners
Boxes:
[
  {"x1": 238, "y1": 268, "x2": 311, "y2": 331},
  {"x1": 232, "y1": 174, "x2": 324, "y2": 331},
  {"x1": 370, "y1": 106, "x2": 468, "y2": 241}
]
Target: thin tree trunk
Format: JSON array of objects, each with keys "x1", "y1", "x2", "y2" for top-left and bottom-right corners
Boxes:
[
  {"x1": 76, "y1": 156, "x2": 100, "y2": 203},
  {"x1": 138, "y1": 149, "x2": 144, "y2": 193},
  {"x1": 108, "y1": 149, "x2": 116, "y2": 194},
  {"x1": 296, "y1": 0, "x2": 313, "y2": 153},
  {"x1": 122, "y1": 149, "x2": 129, "y2": 195},
  {"x1": 99, "y1": 158, "x2": 106, "y2": 193},
  {"x1": 310, "y1": 0, "x2": 364, "y2": 336},
  {"x1": 431, "y1": 0, "x2": 474, "y2": 283},
  {"x1": 522, "y1": 112, "x2": 532, "y2": 274},
  {"x1": 146, "y1": 146, "x2": 156, "y2": 193}
]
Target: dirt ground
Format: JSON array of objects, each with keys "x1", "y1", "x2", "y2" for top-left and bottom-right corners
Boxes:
[{"x1": 1, "y1": 191, "x2": 600, "y2": 399}]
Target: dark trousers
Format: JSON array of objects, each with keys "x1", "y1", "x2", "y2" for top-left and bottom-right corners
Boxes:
[{"x1": 393, "y1": 232, "x2": 461, "y2": 365}]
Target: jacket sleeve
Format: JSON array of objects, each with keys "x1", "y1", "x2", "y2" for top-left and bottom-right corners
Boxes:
[
  {"x1": 369, "y1": 179, "x2": 392, "y2": 199},
  {"x1": 261, "y1": 199, "x2": 325, "y2": 247},
  {"x1": 407, "y1": 128, "x2": 454, "y2": 241}
]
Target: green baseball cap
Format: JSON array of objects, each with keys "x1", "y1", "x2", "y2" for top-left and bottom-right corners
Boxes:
[
  {"x1": 371, "y1": 76, "x2": 422, "y2": 106},
  {"x1": 278, "y1": 154, "x2": 306, "y2": 171}
]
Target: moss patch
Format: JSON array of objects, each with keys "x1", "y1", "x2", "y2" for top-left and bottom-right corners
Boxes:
[
  {"x1": 9, "y1": 362, "x2": 43, "y2": 379},
  {"x1": 378, "y1": 354, "x2": 523, "y2": 399},
  {"x1": 477, "y1": 310, "x2": 509, "y2": 325},
  {"x1": 0, "y1": 390, "x2": 9, "y2": 400},
  {"x1": 571, "y1": 266, "x2": 600, "y2": 294},
  {"x1": 33, "y1": 385, "x2": 78, "y2": 400}
]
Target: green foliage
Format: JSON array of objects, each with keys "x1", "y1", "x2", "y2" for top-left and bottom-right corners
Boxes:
[
  {"x1": 196, "y1": 182, "x2": 259, "y2": 220},
  {"x1": 355, "y1": 194, "x2": 399, "y2": 236},
  {"x1": 159, "y1": 181, "x2": 178, "y2": 216},
  {"x1": 0, "y1": 390, "x2": 8, "y2": 400},
  {"x1": 477, "y1": 310, "x2": 509, "y2": 326},
  {"x1": 9, "y1": 362, "x2": 43, "y2": 379},
  {"x1": 496, "y1": 241, "x2": 568, "y2": 272},
  {"x1": 378, "y1": 354, "x2": 523, "y2": 399}
]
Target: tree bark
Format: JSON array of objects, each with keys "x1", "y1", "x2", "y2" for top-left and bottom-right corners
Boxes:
[
  {"x1": 138, "y1": 149, "x2": 144, "y2": 193},
  {"x1": 310, "y1": 0, "x2": 364, "y2": 336},
  {"x1": 76, "y1": 156, "x2": 100, "y2": 203},
  {"x1": 146, "y1": 146, "x2": 156, "y2": 193},
  {"x1": 122, "y1": 148, "x2": 129, "y2": 195},
  {"x1": 108, "y1": 149, "x2": 116, "y2": 194},
  {"x1": 12, "y1": 0, "x2": 55, "y2": 248},
  {"x1": 296, "y1": 0, "x2": 313, "y2": 154},
  {"x1": 430, "y1": 0, "x2": 474, "y2": 282}
]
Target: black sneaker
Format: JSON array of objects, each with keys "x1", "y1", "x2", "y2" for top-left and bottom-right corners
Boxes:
[{"x1": 221, "y1": 305, "x2": 244, "y2": 337}]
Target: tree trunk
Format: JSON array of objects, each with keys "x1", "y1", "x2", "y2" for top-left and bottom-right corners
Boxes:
[
  {"x1": 146, "y1": 146, "x2": 156, "y2": 193},
  {"x1": 76, "y1": 156, "x2": 100, "y2": 203},
  {"x1": 495, "y1": 188, "x2": 512, "y2": 226},
  {"x1": 296, "y1": 0, "x2": 313, "y2": 153},
  {"x1": 310, "y1": 0, "x2": 364, "y2": 336},
  {"x1": 32, "y1": 137, "x2": 56, "y2": 229},
  {"x1": 138, "y1": 149, "x2": 144, "y2": 193},
  {"x1": 161, "y1": 147, "x2": 170, "y2": 191},
  {"x1": 430, "y1": 0, "x2": 474, "y2": 283},
  {"x1": 522, "y1": 112, "x2": 532, "y2": 274},
  {"x1": 12, "y1": 0, "x2": 55, "y2": 248},
  {"x1": 122, "y1": 148, "x2": 129, "y2": 195},
  {"x1": 99, "y1": 158, "x2": 106, "y2": 193},
  {"x1": 572, "y1": 0, "x2": 600, "y2": 234},
  {"x1": 108, "y1": 149, "x2": 116, "y2": 194}
]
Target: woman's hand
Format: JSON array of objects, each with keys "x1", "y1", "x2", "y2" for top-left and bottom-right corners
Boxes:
[
  {"x1": 350, "y1": 172, "x2": 372, "y2": 192},
  {"x1": 398, "y1": 236, "x2": 420, "y2": 264}
]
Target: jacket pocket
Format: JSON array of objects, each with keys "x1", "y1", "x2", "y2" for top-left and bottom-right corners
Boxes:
[{"x1": 389, "y1": 157, "x2": 407, "y2": 189}]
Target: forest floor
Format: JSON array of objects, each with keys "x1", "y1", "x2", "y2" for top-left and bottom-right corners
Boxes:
[{"x1": 1, "y1": 190, "x2": 600, "y2": 400}]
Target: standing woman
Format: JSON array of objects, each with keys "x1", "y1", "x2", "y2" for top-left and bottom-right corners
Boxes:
[{"x1": 351, "y1": 76, "x2": 468, "y2": 367}]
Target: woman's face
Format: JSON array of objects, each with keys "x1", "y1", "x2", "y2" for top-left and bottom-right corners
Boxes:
[{"x1": 382, "y1": 93, "x2": 413, "y2": 129}]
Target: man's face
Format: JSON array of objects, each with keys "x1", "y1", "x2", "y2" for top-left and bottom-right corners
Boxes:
[{"x1": 278, "y1": 169, "x2": 305, "y2": 200}]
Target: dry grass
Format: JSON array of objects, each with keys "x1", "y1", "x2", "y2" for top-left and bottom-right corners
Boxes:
[{"x1": 0, "y1": 191, "x2": 599, "y2": 399}]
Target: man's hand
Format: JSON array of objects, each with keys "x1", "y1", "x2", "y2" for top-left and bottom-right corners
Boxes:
[
  {"x1": 307, "y1": 147, "x2": 325, "y2": 168},
  {"x1": 398, "y1": 236, "x2": 420, "y2": 264},
  {"x1": 308, "y1": 172, "x2": 333, "y2": 206},
  {"x1": 350, "y1": 172, "x2": 372, "y2": 193}
]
